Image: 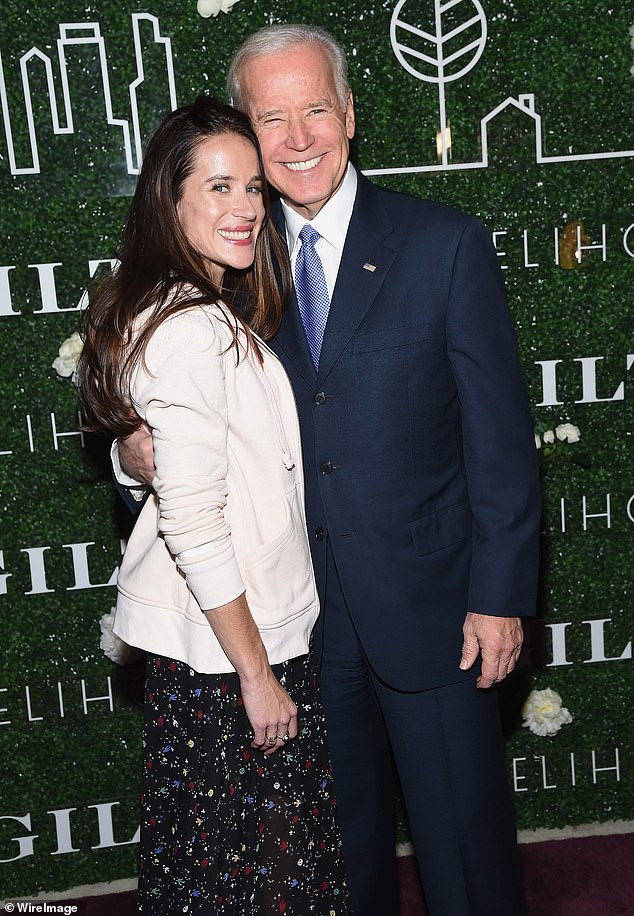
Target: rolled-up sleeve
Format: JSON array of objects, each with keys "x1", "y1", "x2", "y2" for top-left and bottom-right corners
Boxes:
[{"x1": 129, "y1": 309, "x2": 245, "y2": 610}]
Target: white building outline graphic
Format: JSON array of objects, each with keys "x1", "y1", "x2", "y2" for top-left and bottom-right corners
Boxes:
[
  {"x1": 0, "y1": 9, "x2": 632, "y2": 178},
  {"x1": 366, "y1": 92, "x2": 634, "y2": 177}
]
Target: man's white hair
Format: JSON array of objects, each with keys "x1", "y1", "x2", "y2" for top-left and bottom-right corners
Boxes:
[{"x1": 226, "y1": 24, "x2": 350, "y2": 112}]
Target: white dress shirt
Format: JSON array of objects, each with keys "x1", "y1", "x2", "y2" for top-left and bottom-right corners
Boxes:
[{"x1": 281, "y1": 163, "x2": 358, "y2": 300}]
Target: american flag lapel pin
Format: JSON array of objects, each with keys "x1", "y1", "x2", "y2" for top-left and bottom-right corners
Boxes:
[{"x1": 362, "y1": 262, "x2": 377, "y2": 272}]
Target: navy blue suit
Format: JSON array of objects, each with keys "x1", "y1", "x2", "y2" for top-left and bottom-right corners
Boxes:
[{"x1": 270, "y1": 171, "x2": 541, "y2": 915}]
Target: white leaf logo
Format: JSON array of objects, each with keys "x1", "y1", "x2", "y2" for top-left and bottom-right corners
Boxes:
[
  {"x1": 390, "y1": 0, "x2": 488, "y2": 163},
  {"x1": 391, "y1": 0, "x2": 487, "y2": 83}
]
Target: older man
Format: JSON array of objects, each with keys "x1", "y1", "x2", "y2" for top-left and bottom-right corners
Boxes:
[{"x1": 119, "y1": 24, "x2": 540, "y2": 916}]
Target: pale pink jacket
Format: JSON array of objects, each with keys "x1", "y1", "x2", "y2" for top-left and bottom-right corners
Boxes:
[{"x1": 114, "y1": 302, "x2": 319, "y2": 674}]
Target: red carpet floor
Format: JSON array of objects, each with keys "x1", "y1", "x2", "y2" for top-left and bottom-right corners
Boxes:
[
  {"x1": 399, "y1": 832, "x2": 634, "y2": 915},
  {"x1": 16, "y1": 831, "x2": 634, "y2": 915}
]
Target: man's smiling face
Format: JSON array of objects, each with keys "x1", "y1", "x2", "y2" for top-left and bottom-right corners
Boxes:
[{"x1": 240, "y1": 41, "x2": 355, "y2": 221}]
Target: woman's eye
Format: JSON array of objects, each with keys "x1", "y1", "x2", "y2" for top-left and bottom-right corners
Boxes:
[
  {"x1": 211, "y1": 183, "x2": 228, "y2": 192},
  {"x1": 247, "y1": 185, "x2": 262, "y2": 194}
]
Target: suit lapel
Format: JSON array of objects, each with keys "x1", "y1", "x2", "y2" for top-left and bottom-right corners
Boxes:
[
  {"x1": 270, "y1": 201, "x2": 317, "y2": 384},
  {"x1": 270, "y1": 172, "x2": 396, "y2": 386},
  {"x1": 316, "y1": 173, "x2": 396, "y2": 385}
]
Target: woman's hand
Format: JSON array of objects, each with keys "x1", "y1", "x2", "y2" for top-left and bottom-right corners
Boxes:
[
  {"x1": 240, "y1": 667, "x2": 298, "y2": 755},
  {"x1": 203, "y1": 593, "x2": 298, "y2": 755}
]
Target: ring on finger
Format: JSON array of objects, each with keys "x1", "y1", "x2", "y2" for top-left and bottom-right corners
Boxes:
[
  {"x1": 277, "y1": 733, "x2": 290, "y2": 743},
  {"x1": 265, "y1": 736, "x2": 276, "y2": 747}
]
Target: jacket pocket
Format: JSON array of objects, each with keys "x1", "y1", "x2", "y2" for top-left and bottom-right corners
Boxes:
[
  {"x1": 409, "y1": 500, "x2": 472, "y2": 556},
  {"x1": 352, "y1": 323, "x2": 429, "y2": 353},
  {"x1": 242, "y1": 485, "x2": 317, "y2": 627}
]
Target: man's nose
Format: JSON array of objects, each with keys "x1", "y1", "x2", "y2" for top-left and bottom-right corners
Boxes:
[{"x1": 285, "y1": 116, "x2": 314, "y2": 151}]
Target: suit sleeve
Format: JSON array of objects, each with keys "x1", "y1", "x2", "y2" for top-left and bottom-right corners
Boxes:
[{"x1": 446, "y1": 218, "x2": 541, "y2": 617}]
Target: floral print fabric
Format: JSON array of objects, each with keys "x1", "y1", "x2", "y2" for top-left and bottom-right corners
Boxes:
[{"x1": 138, "y1": 654, "x2": 350, "y2": 914}]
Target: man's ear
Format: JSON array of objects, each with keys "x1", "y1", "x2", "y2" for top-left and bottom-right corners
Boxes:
[{"x1": 345, "y1": 91, "x2": 356, "y2": 140}]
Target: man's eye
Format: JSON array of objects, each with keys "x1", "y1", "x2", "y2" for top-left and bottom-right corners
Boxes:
[{"x1": 211, "y1": 183, "x2": 229, "y2": 192}]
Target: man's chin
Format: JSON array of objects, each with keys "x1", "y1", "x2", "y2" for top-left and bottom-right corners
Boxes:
[{"x1": 272, "y1": 181, "x2": 333, "y2": 217}]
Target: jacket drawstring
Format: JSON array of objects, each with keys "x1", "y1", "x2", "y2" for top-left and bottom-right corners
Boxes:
[{"x1": 247, "y1": 347, "x2": 295, "y2": 471}]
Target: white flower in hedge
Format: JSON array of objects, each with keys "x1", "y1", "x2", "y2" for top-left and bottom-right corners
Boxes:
[
  {"x1": 99, "y1": 608, "x2": 139, "y2": 665},
  {"x1": 534, "y1": 433, "x2": 542, "y2": 449},
  {"x1": 52, "y1": 330, "x2": 83, "y2": 382},
  {"x1": 555, "y1": 422, "x2": 581, "y2": 444},
  {"x1": 197, "y1": 0, "x2": 240, "y2": 17},
  {"x1": 542, "y1": 429, "x2": 555, "y2": 444},
  {"x1": 522, "y1": 687, "x2": 573, "y2": 737}
]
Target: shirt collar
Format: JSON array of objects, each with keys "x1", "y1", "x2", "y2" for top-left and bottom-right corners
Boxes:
[{"x1": 281, "y1": 163, "x2": 357, "y2": 257}]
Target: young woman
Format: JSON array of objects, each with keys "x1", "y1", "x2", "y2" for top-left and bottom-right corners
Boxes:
[{"x1": 78, "y1": 95, "x2": 349, "y2": 915}]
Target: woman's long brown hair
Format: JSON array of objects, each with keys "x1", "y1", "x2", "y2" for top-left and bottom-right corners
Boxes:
[{"x1": 77, "y1": 94, "x2": 290, "y2": 437}]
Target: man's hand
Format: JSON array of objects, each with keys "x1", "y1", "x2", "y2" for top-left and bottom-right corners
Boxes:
[
  {"x1": 460, "y1": 612, "x2": 524, "y2": 689},
  {"x1": 119, "y1": 422, "x2": 154, "y2": 485}
]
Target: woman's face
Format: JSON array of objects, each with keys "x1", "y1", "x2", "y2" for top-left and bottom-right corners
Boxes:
[{"x1": 177, "y1": 132, "x2": 265, "y2": 285}]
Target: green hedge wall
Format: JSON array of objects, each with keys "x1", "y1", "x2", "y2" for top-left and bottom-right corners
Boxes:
[{"x1": 1, "y1": 0, "x2": 632, "y2": 897}]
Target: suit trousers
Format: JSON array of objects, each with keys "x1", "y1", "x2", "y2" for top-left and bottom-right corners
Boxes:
[{"x1": 316, "y1": 543, "x2": 526, "y2": 916}]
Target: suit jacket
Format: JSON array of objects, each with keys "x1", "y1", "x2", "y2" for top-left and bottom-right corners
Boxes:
[{"x1": 270, "y1": 169, "x2": 541, "y2": 692}]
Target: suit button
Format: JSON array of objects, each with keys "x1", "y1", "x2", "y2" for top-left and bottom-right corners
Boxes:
[
  {"x1": 314, "y1": 391, "x2": 327, "y2": 405},
  {"x1": 320, "y1": 461, "x2": 334, "y2": 475},
  {"x1": 314, "y1": 527, "x2": 325, "y2": 541}
]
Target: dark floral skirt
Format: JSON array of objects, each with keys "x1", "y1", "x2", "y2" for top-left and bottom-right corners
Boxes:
[{"x1": 138, "y1": 653, "x2": 350, "y2": 915}]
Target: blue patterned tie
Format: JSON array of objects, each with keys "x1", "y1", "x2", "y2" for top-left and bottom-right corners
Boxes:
[{"x1": 295, "y1": 224, "x2": 330, "y2": 369}]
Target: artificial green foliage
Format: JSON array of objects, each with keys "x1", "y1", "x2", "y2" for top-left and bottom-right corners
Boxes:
[{"x1": 1, "y1": 0, "x2": 632, "y2": 897}]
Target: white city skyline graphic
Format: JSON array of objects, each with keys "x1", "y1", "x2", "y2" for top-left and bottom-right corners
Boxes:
[
  {"x1": 0, "y1": 13, "x2": 176, "y2": 176},
  {"x1": 1, "y1": 6, "x2": 632, "y2": 179}
]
